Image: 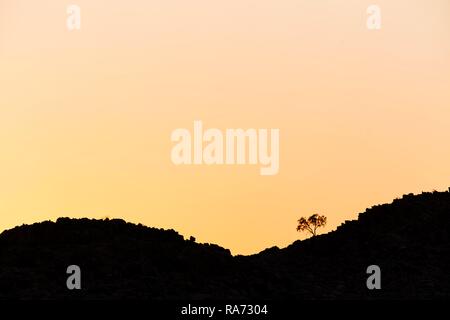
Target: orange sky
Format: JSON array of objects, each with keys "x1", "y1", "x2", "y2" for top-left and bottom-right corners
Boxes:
[{"x1": 1, "y1": 0, "x2": 449, "y2": 254}]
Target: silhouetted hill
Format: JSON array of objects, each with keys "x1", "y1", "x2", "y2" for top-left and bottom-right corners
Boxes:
[{"x1": 0, "y1": 189, "x2": 449, "y2": 299}]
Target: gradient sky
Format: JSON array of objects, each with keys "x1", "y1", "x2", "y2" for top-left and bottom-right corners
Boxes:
[{"x1": 1, "y1": 0, "x2": 449, "y2": 254}]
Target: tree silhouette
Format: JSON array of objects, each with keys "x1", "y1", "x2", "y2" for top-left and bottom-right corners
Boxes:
[{"x1": 297, "y1": 214, "x2": 327, "y2": 237}]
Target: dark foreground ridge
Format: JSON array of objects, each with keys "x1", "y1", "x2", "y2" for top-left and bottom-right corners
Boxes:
[{"x1": 0, "y1": 189, "x2": 449, "y2": 299}]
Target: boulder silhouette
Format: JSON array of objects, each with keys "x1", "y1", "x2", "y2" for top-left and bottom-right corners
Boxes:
[{"x1": 0, "y1": 189, "x2": 449, "y2": 299}]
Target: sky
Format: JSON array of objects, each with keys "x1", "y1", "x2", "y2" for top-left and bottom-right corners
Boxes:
[{"x1": 0, "y1": 0, "x2": 449, "y2": 254}]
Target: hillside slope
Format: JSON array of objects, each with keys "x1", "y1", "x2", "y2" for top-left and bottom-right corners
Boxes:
[{"x1": 0, "y1": 189, "x2": 449, "y2": 299}]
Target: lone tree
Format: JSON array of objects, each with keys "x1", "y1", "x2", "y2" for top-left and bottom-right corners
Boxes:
[{"x1": 297, "y1": 214, "x2": 327, "y2": 237}]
